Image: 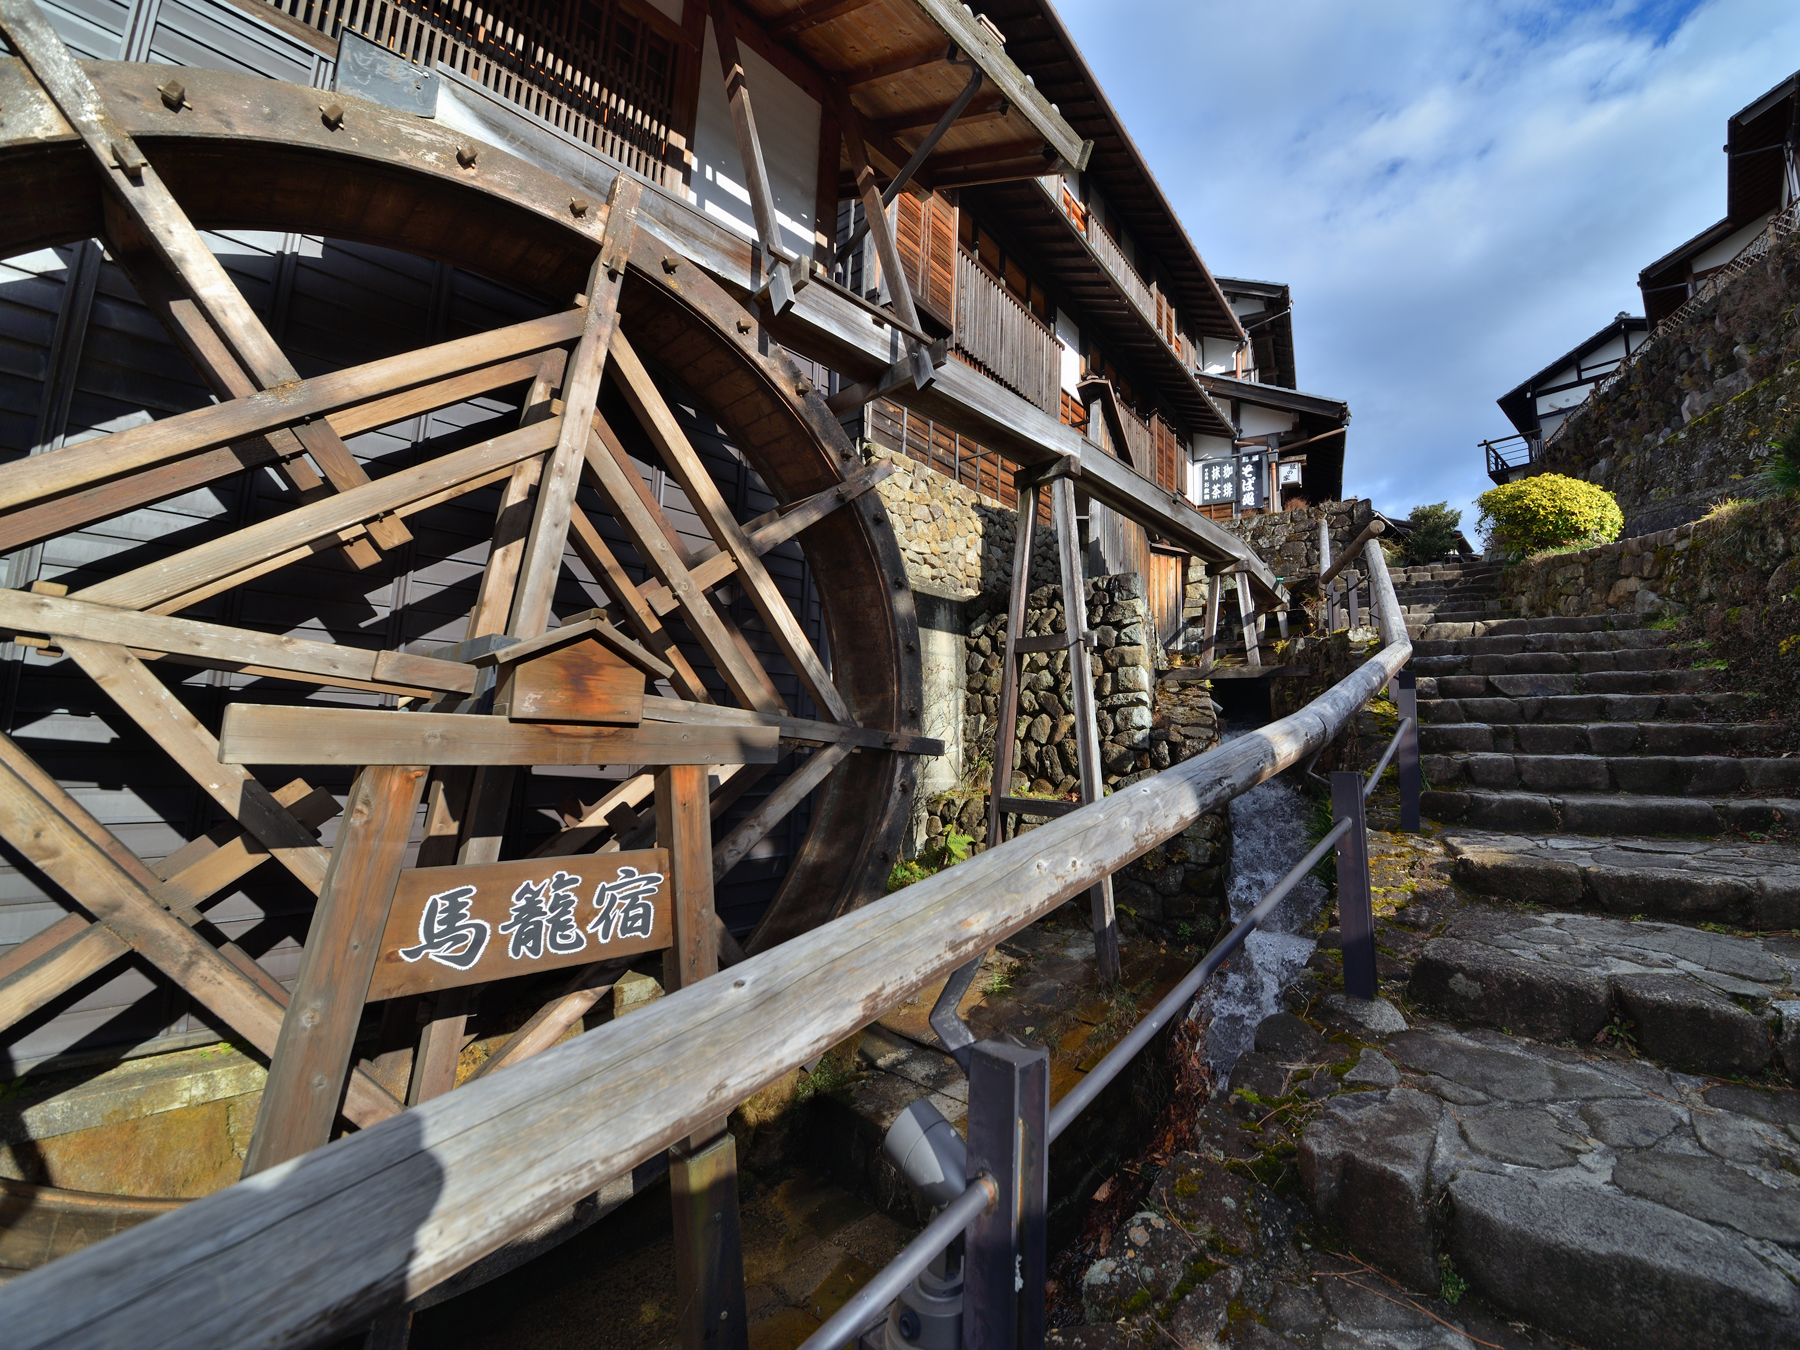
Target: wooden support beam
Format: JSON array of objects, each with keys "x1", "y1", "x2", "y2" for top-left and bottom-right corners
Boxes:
[
  {"x1": 1236, "y1": 572, "x2": 1261, "y2": 667},
  {"x1": 0, "y1": 736, "x2": 400, "y2": 1129},
  {"x1": 640, "y1": 698, "x2": 939, "y2": 755},
  {"x1": 0, "y1": 777, "x2": 337, "y2": 1034},
  {"x1": 510, "y1": 177, "x2": 640, "y2": 638},
  {"x1": 564, "y1": 504, "x2": 712, "y2": 702},
  {"x1": 1199, "y1": 573, "x2": 1222, "y2": 668},
  {"x1": 217, "y1": 706, "x2": 781, "y2": 767},
  {"x1": 0, "y1": 2, "x2": 413, "y2": 551},
  {"x1": 768, "y1": 0, "x2": 878, "y2": 39},
  {"x1": 833, "y1": 91, "x2": 934, "y2": 389},
  {"x1": 708, "y1": 0, "x2": 800, "y2": 312},
  {"x1": 0, "y1": 590, "x2": 475, "y2": 694},
  {"x1": 0, "y1": 302, "x2": 580, "y2": 519},
  {"x1": 74, "y1": 418, "x2": 558, "y2": 614},
  {"x1": 985, "y1": 479, "x2": 1039, "y2": 848},
  {"x1": 844, "y1": 42, "x2": 953, "y2": 87},
  {"x1": 1051, "y1": 476, "x2": 1118, "y2": 986},
  {"x1": 584, "y1": 418, "x2": 783, "y2": 713},
  {"x1": 466, "y1": 354, "x2": 563, "y2": 640},
  {"x1": 608, "y1": 335, "x2": 852, "y2": 724},
  {"x1": 640, "y1": 457, "x2": 894, "y2": 614},
  {"x1": 243, "y1": 765, "x2": 428, "y2": 1175},
  {"x1": 711, "y1": 743, "x2": 849, "y2": 881}
]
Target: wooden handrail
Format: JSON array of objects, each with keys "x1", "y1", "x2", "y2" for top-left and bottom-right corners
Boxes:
[
  {"x1": 0, "y1": 548, "x2": 1407, "y2": 1350},
  {"x1": 1311, "y1": 519, "x2": 1387, "y2": 592}
]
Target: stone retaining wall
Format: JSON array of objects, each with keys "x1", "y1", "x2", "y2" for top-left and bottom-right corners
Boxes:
[
  {"x1": 1498, "y1": 496, "x2": 1800, "y2": 619},
  {"x1": 918, "y1": 574, "x2": 1232, "y2": 928},
  {"x1": 869, "y1": 445, "x2": 1061, "y2": 599}
]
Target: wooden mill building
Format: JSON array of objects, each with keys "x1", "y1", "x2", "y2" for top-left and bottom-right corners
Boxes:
[{"x1": 0, "y1": 0, "x2": 1320, "y2": 1314}]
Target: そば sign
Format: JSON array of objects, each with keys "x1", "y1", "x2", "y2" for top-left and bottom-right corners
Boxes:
[{"x1": 366, "y1": 850, "x2": 672, "y2": 1000}]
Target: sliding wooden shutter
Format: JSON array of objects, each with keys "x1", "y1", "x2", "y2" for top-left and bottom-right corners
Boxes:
[{"x1": 893, "y1": 191, "x2": 957, "y2": 328}]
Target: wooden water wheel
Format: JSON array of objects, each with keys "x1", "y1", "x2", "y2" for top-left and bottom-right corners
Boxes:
[{"x1": 0, "y1": 20, "x2": 932, "y2": 1215}]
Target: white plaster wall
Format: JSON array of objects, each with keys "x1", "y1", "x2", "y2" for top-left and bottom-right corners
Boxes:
[
  {"x1": 1198, "y1": 334, "x2": 1237, "y2": 374},
  {"x1": 693, "y1": 19, "x2": 819, "y2": 253},
  {"x1": 1693, "y1": 212, "x2": 1774, "y2": 273},
  {"x1": 1238, "y1": 404, "x2": 1296, "y2": 438},
  {"x1": 1056, "y1": 308, "x2": 1081, "y2": 394}
]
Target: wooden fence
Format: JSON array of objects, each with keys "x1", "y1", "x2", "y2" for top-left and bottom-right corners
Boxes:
[
  {"x1": 265, "y1": 0, "x2": 689, "y2": 190},
  {"x1": 953, "y1": 245, "x2": 1061, "y2": 416}
]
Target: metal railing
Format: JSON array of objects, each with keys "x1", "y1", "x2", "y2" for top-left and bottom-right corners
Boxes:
[
  {"x1": 1480, "y1": 432, "x2": 1537, "y2": 482},
  {"x1": 0, "y1": 542, "x2": 1405, "y2": 1350},
  {"x1": 803, "y1": 642, "x2": 1421, "y2": 1350}
]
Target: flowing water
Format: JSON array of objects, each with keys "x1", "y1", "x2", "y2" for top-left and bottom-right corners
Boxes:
[{"x1": 1192, "y1": 729, "x2": 1326, "y2": 1074}]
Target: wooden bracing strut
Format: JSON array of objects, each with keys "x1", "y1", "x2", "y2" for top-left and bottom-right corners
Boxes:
[
  {"x1": 0, "y1": 0, "x2": 940, "y2": 1235},
  {"x1": 983, "y1": 470, "x2": 1121, "y2": 985}
]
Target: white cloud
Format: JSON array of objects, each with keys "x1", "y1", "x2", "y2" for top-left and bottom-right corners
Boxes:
[{"x1": 1053, "y1": 0, "x2": 1800, "y2": 534}]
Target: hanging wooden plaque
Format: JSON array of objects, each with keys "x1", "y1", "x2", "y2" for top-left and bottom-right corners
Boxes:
[{"x1": 366, "y1": 850, "x2": 672, "y2": 1000}]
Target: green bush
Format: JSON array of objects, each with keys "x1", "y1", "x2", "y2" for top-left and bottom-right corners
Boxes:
[
  {"x1": 1753, "y1": 427, "x2": 1800, "y2": 499},
  {"x1": 1401, "y1": 501, "x2": 1462, "y2": 564},
  {"x1": 1476, "y1": 474, "x2": 1623, "y2": 556}
]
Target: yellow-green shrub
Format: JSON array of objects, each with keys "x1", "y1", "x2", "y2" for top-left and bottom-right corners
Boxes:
[{"x1": 1476, "y1": 474, "x2": 1623, "y2": 556}]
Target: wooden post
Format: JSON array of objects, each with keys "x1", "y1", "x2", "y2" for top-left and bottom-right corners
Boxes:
[
  {"x1": 1236, "y1": 572, "x2": 1261, "y2": 667},
  {"x1": 509, "y1": 176, "x2": 639, "y2": 638},
  {"x1": 707, "y1": 0, "x2": 798, "y2": 314},
  {"x1": 834, "y1": 90, "x2": 934, "y2": 388},
  {"x1": 1198, "y1": 572, "x2": 1222, "y2": 668},
  {"x1": 1346, "y1": 570, "x2": 1361, "y2": 630},
  {"x1": 1317, "y1": 517, "x2": 1334, "y2": 632},
  {"x1": 242, "y1": 764, "x2": 428, "y2": 1176},
  {"x1": 1330, "y1": 771, "x2": 1377, "y2": 1002},
  {"x1": 986, "y1": 481, "x2": 1040, "y2": 849},
  {"x1": 1050, "y1": 476, "x2": 1119, "y2": 985},
  {"x1": 657, "y1": 762, "x2": 747, "y2": 1350}
]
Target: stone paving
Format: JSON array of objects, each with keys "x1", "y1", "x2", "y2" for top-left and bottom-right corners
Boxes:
[{"x1": 1442, "y1": 828, "x2": 1800, "y2": 928}]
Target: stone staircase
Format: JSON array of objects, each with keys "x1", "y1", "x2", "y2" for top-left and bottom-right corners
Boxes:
[
  {"x1": 1390, "y1": 558, "x2": 1511, "y2": 637},
  {"x1": 1411, "y1": 613, "x2": 1800, "y2": 836}
]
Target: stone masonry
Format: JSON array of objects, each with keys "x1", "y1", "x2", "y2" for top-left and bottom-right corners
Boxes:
[{"x1": 917, "y1": 573, "x2": 1231, "y2": 928}]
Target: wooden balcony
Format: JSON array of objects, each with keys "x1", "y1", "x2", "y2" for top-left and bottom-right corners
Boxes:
[
  {"x1": 266, "y1": 0, "x2": 691, "y2": 191},
  {"x1": 953, "y1": 245, "x2": 1060, "y2": 415}
]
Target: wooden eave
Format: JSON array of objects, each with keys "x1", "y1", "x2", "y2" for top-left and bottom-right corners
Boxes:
[
  {"x1": 972, "y1": 0, "x2": 1242, "y2": 343},
  {"x1": 736, "y1": 0, "x2": 1090, "y2": 190},
  {"x1": 1198, "y1": 372, "x2": 1348, "y2": 424}
]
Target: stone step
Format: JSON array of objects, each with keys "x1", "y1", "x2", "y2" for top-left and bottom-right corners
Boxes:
[
  {"x1": 1414, "y1": 647, "x2": 1682, "y2": 677},
  {"x1": 1420, "y1": 787, "x2": 1800, "y2": 836},
  {"x1": 1407, "y1": 904, "x2": 1796, "y2": 1073},
  {"x1": 1420, "y1": 751, "x2": 1800, "y2": 797},
  {"x1": 1419, "y1": 614, "x2": 1653, "y2": 641},
  {"x1": 1413, "y1": 630, "x2": 1679, "y2": 658},
  {"x1": 1421, "y1": 691, "x2": 1751, "y2": 725},
  {"x1": 1440, "y1": 829, "x2": 1800, "y2": 930},
  {"x1": 1420, "y1": 720, "x2": 1781, "y2": 757},
  {"x1": 1418, "y1": 668, "x2": 1725, "y2": 699},
  {"x1": 1299, "y1": 1024, "x2": 1800, "y2": 1349},
  {"x1": 1303, "y1": 1022, "x2": 1800, "y2": 1350}
]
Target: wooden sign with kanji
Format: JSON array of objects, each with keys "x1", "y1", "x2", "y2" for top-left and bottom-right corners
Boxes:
[{"x1": 366, "y1": 850, "x2": 672, "y2": 1000}]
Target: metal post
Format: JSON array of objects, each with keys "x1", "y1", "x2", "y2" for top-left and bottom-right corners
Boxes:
[
  {"x1": 670, "y1": 1131, "x2": 750, "y2": 1350},
  {"x1": 1397, "y1": 667, "x2": 1421, "y2": 834},
  {"x1": 1330, "y1": 771, "x2": 1377, "y2": 1001},
  {"x1": 963, "y1": 1038, "x2": 1049, "y2": 1350}
]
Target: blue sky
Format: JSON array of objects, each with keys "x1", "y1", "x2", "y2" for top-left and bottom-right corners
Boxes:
[{"x1": 1053, "y1": 0, "x2": 1800, "y2": 536}]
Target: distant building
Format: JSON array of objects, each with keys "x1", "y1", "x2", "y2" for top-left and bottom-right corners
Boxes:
[
  {"x1": 1481, "y1": 68, "x2": 1797, "y2": 483},
  {"x1": 1484, "y1": 313, "x2": 1649, "y2": 483},
  {"x1": 1188, "y1": 277, "x2": 1349, "y2": 516},
  {"x1": 1639, "y1": 71, "x2": 1799, "y2": 324}
]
